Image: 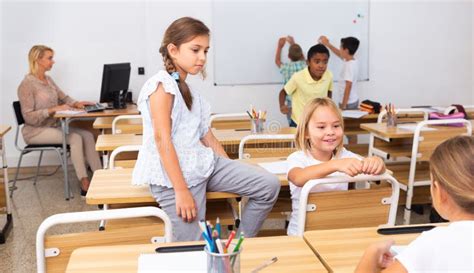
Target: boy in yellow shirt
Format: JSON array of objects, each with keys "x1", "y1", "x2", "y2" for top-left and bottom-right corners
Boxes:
[{"x1": 279, "y1": 44, "x2": 333, "y2": 127}]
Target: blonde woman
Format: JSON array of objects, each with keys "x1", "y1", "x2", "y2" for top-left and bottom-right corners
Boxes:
[
  {"x1": 17, "y1": 45, "x2": 102, "y2": 196},
  {"x1": 286, "y1": 97, "x2": 385, "y2": 235},
  {"x1": 355, "y1": 136, "x2": 474, "y2": 273}
]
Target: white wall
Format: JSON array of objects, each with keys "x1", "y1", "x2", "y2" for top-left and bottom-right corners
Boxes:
[{"x1": 1, "y1": 0, "x2": 473, "y2": 166}]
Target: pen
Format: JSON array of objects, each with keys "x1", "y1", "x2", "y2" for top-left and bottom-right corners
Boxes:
[
  {"x1": 246, "y1": 110, "x2": 253, "y2": 119},
  {"x1": 250, "y1": 257, "x2": 278, "y2": 273}
]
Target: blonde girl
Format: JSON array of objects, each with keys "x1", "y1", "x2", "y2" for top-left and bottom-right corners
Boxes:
[
  {"x1": 286, "y1": 97, "x2": 385, "y2": 235},
  {"x1": 355, "y1": 135, "x2": 474, "y2": 273},
  {"x1": 132, "y1": 17, "x2": 280, "y2": 241}
]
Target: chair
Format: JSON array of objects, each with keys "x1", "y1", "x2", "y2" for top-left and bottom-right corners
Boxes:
[
  {"x1": 209, "y1": 112, "x2": 251, "y2": 130},
  {"x1": 368, "y1": 108, "x2": 430, "y2": 160},
  {"x1": 10, "y1": 101, "x2": 70, "y2": 198},
  {"x1": 111, "y1": 114, "x2": 142, "y2": 135},
  {"x1": 394, "y1": 119, "x2": 472, "y2": 224},
  {"x1": 238, "y1": 134, "x2": 296, "y2": 159},
  {"x1": 36, "y1": 206, "x2": 172, "y2": 273},
  {"x1": 296, "y1": 173, "x2": 400, "y2": 236}
]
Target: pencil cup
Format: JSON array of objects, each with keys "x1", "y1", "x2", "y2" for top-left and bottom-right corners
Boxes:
[
  {"x1": 387, "y1": 114, "x2": 398, "y2": 128},
  {"x1": 205, "y1": 243, "x2": 242, "y2": 273},
  {"x1": 251, "y1": 119, "x2": 265, "y2": 133}
]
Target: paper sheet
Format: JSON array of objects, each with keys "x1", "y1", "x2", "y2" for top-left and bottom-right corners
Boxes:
[
  {"x1": 55, "y1": 110, "x2": 86, "y2": 115},
  {"x1": 257, "y1": 161, "x2": 288, "y2": 174},
  {"x1": 390, "y1": 245, "x2": 407, "y2": 256},
  {"x1": 138, "y1": 251, "x2": 207, "y2": 273},
  {"x1": 341, "y1": 110, "x2": 368, "y2": 119},
  {"x1": 397, "y1": 124, "x2": 437, "y2": 132}
]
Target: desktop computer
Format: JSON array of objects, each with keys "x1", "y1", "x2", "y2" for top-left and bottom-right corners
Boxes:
[{"x1": 100, "y1": 63, "x2": 131, "y2": 109}]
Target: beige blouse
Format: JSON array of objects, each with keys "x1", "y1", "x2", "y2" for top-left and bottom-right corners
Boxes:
[{"x1": 17, "y1": 74, "x2": 76, "y2": 142}]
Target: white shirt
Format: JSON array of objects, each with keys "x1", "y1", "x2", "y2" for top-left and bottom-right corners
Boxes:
[
  {"x1": 396, "y1": 221, "x2": 474, "y2": 273},
  {"x1": 337, "y1": 59, "x2": 359, "y2": 105},
  {"x1": 286, "y1": 148, "x2": 361, "y2": 235},
  {"x1": 132, "y1": 70, "x2": 215, "y2": 187}
]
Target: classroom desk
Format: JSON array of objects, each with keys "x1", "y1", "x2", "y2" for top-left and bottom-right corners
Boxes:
[
  {"x1": 93, "y1": 116, "x2": 142, "y2": 134},
  {"x1": 54, "y1": 104, "x2": 139, "y2": 199},
  {"x1": 66, "y1": 236, "x2": 327, "y2": 273},
  {"x1": 361, "y1": 120, "x2": 474, "y2": 159},
  {"x1": 95, "y1": 127, "x2": 297, "y2": 153},
  {"x1": 343, "y1": 113, "x2": 378, "y2": 136},
  {"x1": 0, "y1": 125, "x2": 12, "y2": 244},
  {"x1": 303, "y1": 224, "x2": 444, "y2": 273},
  {"x1": 87, "y1": 157, "x2": 288, "y2": 205}
]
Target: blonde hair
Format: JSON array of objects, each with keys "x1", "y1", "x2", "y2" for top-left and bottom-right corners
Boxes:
[
  {"x1": 295, "y1": 98, "x2": 344, "y2": 156},
  {"x1": 159, "y1": 17, "x2": 210, "y2": 110},
  {"x1": 430, "y1": 135, "x2": 474, "y2": 214},
  {"x1": 28, "y1": 45, "x2": 53, "y2": 75}
]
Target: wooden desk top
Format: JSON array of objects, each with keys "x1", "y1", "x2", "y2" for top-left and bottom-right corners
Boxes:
[
  {"x1": 54, "y1": 104, "x2": 139, "y2": 118},
  {"x1": 360, "y1": 120, "x2": 474, "y2": 139},
  {"x1": 87, "y1": 158, "x2": 288, "y2": 205},
  {"x1": 304, "y1": 225, "x2": 443, "y2": 273},
  {"x1": 95, "y1": 127, "x2": 297, "y2": 152},
  {"x1": 93, "y1": 116, "x2": 143, "y2": 130},
  {"x1": 66, "y1": 236, "x2": 327, "y2": 273},
  {"x1": 0, "y1": 125, "x2": 12, "y2": 137},
  {"x1": 212, "y1": 127, "x2": 296, "y2": 146},
  {"x1": 95, "y1": 134, "x2": 142, "y2": 152}
]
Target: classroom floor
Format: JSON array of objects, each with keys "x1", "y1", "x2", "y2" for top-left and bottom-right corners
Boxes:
[{"x1": 0, "y1": 166, "x2": 430, "y2": 273}]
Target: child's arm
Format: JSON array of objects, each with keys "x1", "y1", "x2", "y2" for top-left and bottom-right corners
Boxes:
[
  {"x1": 319, "y1": 35, "x2": 342, "y2": 59},
  {"x1": 361, "y1": 156, "x2": 386, "y2": 175},
  {"x1": 275, "y1": 37, "x2": 286, "y2": 67},
  {"x1": 355, "y1": 240, "x2": 408, "y2": 273},
  {"x1": 279, "y1": 88, "x2": 290, "y2": 114},
  {"x1": 288, "y1": 158, "x2": 363, "y2": 187},
  {"x1": 149, "y1": 84, "x2": 197, "y2": 223},
  {"x1": 200, "y1": 130, "x2": 229, "y2": 159},
  {"x1": 340, "y1": 81, "x2": 353, "y2": 109}
]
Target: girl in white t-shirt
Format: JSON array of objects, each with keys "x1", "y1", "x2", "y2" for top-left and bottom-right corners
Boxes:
[
  {"x1": 286, "y1": 97, "x2": 385, "y2": 235},
  {"x1": 355, "y1": 135, "x2": 474, "y2": 273}
]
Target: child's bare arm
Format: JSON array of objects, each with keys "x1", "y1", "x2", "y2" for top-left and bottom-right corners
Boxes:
[
  {"x1": 319, "y1": 35, "x2": 343, "y2": 59},
  {"x1": 355, "y1": 240, "x2": 408, "y2": 273},
  {"x1": 288, "y1": 158, "x2": 363, "y2": 187},
  {"x1": 150, "y1": 85, "x2": 196, "y2": 223},
  {"x1": 340, "y1": 81, "x2": 353, "y2": 109},
  {"x1": 200, "y1": 130, "x2": 229, "y2": 159},
  {"x1": 275, "y1": 37, "x2": 286, "y2": 67}
]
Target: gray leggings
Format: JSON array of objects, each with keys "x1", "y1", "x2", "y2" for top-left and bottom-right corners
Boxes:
[{"x1": 150, "y1": 156, "x2": 281, "y2": 241}]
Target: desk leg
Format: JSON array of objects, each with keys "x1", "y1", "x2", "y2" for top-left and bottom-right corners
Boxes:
[
  {"x1": 1, "y1": 136, "x2": 13, "y2": 244},
  {"x1": 61, "y1": 119, "x2": 71, "y2": 200}
]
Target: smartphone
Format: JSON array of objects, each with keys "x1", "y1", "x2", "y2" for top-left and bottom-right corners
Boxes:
[
  {"x1": 377, "y1": 225, "x2": 436, "y2": 235},
  {"x1": 155, "y1": 244, "x2": 206, "y2": 253}
]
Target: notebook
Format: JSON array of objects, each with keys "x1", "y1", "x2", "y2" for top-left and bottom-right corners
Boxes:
[
  {"x1": 138, "y1": 251, "x2": 207, "y2": 273},
  {"x1": 257, "y1": 161, "x2": 288, "y2": 174}
]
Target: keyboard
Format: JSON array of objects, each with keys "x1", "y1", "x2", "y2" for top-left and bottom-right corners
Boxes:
[{"x1": 84, "y1": 103, "x2": 106, "y2": 113}]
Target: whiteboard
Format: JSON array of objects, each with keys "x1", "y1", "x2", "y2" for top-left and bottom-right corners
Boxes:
[{"x1": 212, "y1": 0, "x2": 369, "y2": 85}]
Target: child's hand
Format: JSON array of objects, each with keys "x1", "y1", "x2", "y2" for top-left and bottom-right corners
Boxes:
[
  {"x1": 335, "y1": 158, "x2": 363, "y2": 176},
  {"x1": 319, "y1": 35, "x2": 329, "y2": 46},
  {"x1": 175, "y1": 188, "x2": 197, "y2": 223},
  {"x1": 280, "y1": 104, "x2": 290, "y2": 114},
  {"x1": 278, "y1": 37, "x2": 286, "y2": 48},
  {"x1": 370, "y1": 240, "x2": 396, "y2": 269},
  {"x1": 362, "y1": 156, "x2": 385, "y2": 175},
  {"x1": 286, "y1": 35, "x2": 295, "y2": 45}
]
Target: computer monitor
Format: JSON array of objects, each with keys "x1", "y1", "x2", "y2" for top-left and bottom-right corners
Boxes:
[{"x1": 99, "y1": 63, "x2": 131, "y2": 104}]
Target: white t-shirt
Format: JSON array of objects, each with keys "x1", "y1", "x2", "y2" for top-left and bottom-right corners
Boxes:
[
  {"x1": 286, "y1": 148, "x2": 361, "y2": 235},
  {"x1": 337, "y1": 59, "x2": 359, "y2": 105},
  {"x1": 395, "y1": 221, "x2": 474, "y2": 273}
]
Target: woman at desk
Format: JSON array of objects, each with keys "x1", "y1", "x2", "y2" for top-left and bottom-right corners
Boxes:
[{"x1": 17, "y1": 45, "x2": 102, "y2": 196}]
